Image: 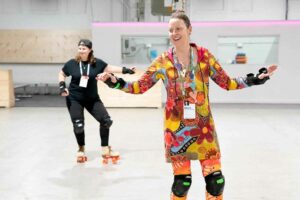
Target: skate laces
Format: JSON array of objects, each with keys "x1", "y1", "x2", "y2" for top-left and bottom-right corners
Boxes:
[
  {"x1": 77, "y1": 146, "x2": 85, "y2": 156},
  {"x1": 77, "y1": 151, "x2": 85, "y2": 157},
  {"x1": 102, "y1": 146, "x2": 119, "y2": 156}
]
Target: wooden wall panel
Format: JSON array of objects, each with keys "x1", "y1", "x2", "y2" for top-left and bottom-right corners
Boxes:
[
  {"x1": 0, "y1": 30, "x2": 91, "y2": 63},
  {"x1": 98, "y1": 70, "x2": 163, "y2": 108}
]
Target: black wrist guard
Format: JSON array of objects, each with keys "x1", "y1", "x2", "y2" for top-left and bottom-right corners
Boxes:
[
  {"x1": 59, "y1": 81, "x2": 66, "y2": 95},
  {"x1": 122, "y1": 67, "x2": 135, "y2": 74},
  {"x1": 104, "y1": 75, "x2": 126, "y2": 89},
  {"x1": 245, "y1": 67, "x2": 270, "y2": 86}
]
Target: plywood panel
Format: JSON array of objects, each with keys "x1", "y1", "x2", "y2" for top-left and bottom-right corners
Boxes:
[
  {"x1": 98, "y1": 70, "x2": 162, "y2": 108},
  {"x1": 0, "y1": 30, "x2": 91, "y2": 63},
  {"x1": 0, "y1": 69, "x2": 15, "y2": 107}
]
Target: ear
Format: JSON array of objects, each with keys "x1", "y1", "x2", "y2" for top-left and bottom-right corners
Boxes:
[{"x1": 188, "y1": 26, "x2": 192, "y2": 35}]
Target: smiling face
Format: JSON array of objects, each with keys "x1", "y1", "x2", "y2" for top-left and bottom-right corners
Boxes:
[
  {"x1": 77, "y1": 45, "x2": 92, "y2": 61},
  {"x1": 168, "y1": 18, "x2": 192, "y2": 48}
]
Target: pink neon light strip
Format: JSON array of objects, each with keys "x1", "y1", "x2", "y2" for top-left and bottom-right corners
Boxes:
[
  {"x1": 92, "y1": 22, "x2": 167, "y2": 27},
  {"x1": 92, "y1": 20, "x2": 300, "y2": 27}
]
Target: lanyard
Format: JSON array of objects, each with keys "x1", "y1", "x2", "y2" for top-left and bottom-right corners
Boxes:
[
  {"x1": 173, "y1": 47, "x2": 196, "y2": 77},
  {"x1": 79, "y1": 61, "x2": 90, "y2": 76},
  {"x1": 173, "y1": 47, "x2": 197, "y2": 96}
]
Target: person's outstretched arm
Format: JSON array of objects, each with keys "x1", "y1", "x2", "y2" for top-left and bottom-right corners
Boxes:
[
  {"x1": 104, "y1": 64, "x2": 136, "y2": 74},
  {"x1": 207, "y1": 50, "x2": 277, "y2": 90},
  {"x1": 97, "y1": 56, "x2": 166, "y2": 94}
]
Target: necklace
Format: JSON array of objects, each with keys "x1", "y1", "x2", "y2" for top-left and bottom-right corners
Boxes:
[{"x1": 173, "y1": 46, "x2": 197, "y2": 97}]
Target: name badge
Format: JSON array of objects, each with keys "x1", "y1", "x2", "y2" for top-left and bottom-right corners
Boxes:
[
  {"x1": 79, "y1": 76, "x2": 89, "y2": 88},
  {"x1": 183, "y1": 102, "x2": 196, "y2": 119}
]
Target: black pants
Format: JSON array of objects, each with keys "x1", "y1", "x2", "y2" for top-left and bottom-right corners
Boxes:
[{"x1": 66, "y1": 96, "x2": 111, "y2": 147}]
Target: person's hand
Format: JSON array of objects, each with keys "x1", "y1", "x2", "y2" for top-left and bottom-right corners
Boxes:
[
  {"x1": 96, "y1": 72, "x2": 117, "y2": 83},
  {"x1": 98, "y1": 72, "x2": 126, "y2": 89},
  {"x1": 61, "y1": 88, "x2": 69, "y2": 96},
  {"x1": 59, "y1": 81, "x2": 69, "y2": 96},
  {"x1": 258, "y1": 65, "x2": 278, "y2": 79},
  {"x1": 96, "y1": 72, "x2": 110, "y2": 81},
  {"x1": 245, "y1": 65, "x2": 277, "y2": 86},
  {"x1": 129, "y1": 66, "x2": 136, "y2": 73},
  {"x1": 122, "y1": 66, "x2": 136, "y2": 74},
  {"x1": 96, "y1": 72, "x2": 108, "y2": 81}
]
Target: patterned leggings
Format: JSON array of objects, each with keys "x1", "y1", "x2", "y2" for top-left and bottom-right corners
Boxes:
[{"x1": 170, "y1": 158, "x2": 223, "y2": 200}]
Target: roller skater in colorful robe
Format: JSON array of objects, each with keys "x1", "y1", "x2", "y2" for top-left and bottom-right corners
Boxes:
[{"x1": 98, "y1": 11, "x2": 277, "y2": 200}]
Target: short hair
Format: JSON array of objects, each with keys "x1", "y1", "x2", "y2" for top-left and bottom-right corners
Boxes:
[{"x1": 170, "y1": 10, "x2": 191, "y2": 28}]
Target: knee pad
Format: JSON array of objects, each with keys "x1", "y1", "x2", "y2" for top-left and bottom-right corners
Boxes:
[
  {"x1": 73, "y1": 119, "x2": 84, "y2": 134},
  {"x1": 205, "y1": 170, "x2": 225, "y2": 196},
  {"x1": 171, "y1": 174, "x2": 192, "y2": 197},
  {"x1": 100, "y1": 117, "x2": 113, "y2": 129}
]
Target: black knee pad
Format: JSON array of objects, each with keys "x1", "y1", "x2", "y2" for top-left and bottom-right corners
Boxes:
[
  {"x1": 73, "y1": 119, "x2": 84, "y2": 134},
  {"x1": 205, "y1": 170, "x2": 225, "y2": 196},
  {"x1": 100, "y1": 117, "x2": 113, "y2": 129},
  {"x1": 171, "y1": 174, "x2": 192, "y2": 197}
]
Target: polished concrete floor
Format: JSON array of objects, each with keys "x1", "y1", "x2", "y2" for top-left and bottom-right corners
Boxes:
[{"x1": 0, "y1": 104, "x2": 299, "y2": 200}]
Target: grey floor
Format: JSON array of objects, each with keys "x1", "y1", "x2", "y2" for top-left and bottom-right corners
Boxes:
[{"x1": 0, "y1": 104, "x2": 299, "y2": 200}]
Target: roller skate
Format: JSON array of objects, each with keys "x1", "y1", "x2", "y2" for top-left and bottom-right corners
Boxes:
[
  {"x1": 170, "y1": 193, "x2": 187, "y2": 200},
  {"x1": 76, "y1": 145, "x2": 87, "y2": 163},
  {"x1": 101, "y1": 146, "x2": 120, "y2": 164}
]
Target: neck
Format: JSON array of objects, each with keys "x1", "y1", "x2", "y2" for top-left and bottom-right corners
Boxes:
[
  {"x1": 80, "y1": 54, "x2": 89, "y2": 61},
  {"x1": 174, "y1": 43, "x2": 190, "y2": 55}
]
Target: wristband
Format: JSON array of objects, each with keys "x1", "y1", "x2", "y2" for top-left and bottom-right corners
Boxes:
[
  {"x1": 59, "y1": 81, "x2": 66, "y2": 94},
  {"x1": 122, "y1": 67, "x2": 134, "y2": 74},
  {"x1": 114, "y1": 82, "x2": 121, "y2": 89}
]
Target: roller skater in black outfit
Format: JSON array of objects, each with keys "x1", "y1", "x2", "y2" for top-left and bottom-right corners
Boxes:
[{"x1": 58, "y1": 39, "x2": 135, "y2": 164}]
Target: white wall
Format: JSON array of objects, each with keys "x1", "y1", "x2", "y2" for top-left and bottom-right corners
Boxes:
[
  {"x1": 190, "y1": 0, "x2": 286, "y2": 21},
  {"x1": 289, "y1": 0, "x2": 300, "y2": 20},
  {"x1": 0, "y1": 0, "x2": 91, "y2": 29},
  {"x1": 92, "y1": 22, "x2": 300, "y2": 104},
  {"x1": 1, "y1": 0, "x2": 298, "y2": 28}
]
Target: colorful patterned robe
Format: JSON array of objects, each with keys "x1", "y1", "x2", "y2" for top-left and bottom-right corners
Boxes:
[{"x1": 120, "y1": 43, "x2": 250, "y2": 163}]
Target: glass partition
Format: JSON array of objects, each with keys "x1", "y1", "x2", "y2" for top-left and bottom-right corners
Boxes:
[
  {"x1": 121, "y1": 35, "x2": 170, "y2": 64},
  {"x1": 217, "y1": 36, "x2": 279, "y2": 65}
]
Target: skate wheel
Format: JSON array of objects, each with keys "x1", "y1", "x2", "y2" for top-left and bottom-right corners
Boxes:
[
  {"x1": 112, "y1": 157, "x2": 119, "y2": 164},
  {"x1": 112, "y1": 159, "x2": 117, "y2": 164},
  {"x1": 102, "y1": 159, "x2": 108, "y2": 165},
  {"x1": 77, "y1": 156, "x2": 87, "y2": 163}
]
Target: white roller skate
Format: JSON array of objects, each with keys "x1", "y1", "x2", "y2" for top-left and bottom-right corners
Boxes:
[
  {"x1": 76, "y1": 145, "x2": 87, "y2": 163},
  {"x1": 101, "y1": 146, "x2": 120, "y2": 164}
]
